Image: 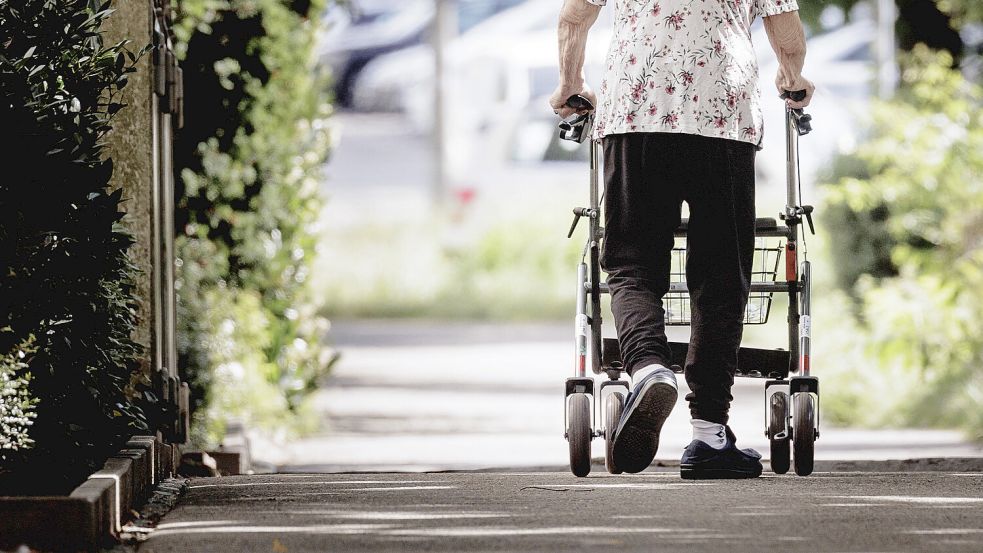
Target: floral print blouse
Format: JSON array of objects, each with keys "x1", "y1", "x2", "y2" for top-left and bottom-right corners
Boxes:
[{"x1": 585, "y1": 0, "x2": 799, "y2": 146}]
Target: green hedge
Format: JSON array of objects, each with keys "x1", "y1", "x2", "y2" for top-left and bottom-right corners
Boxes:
[
  {"x1": 820, "y1": 46, "x2": 983, "y2": 436},
  {"x1": 173, "y1": 0, "x2": 334, "y2": 446},
  {"x1": 0, "y1": 0, "x2": 153, "y2": 494}
]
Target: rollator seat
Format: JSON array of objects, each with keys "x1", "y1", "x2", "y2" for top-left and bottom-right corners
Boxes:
[{"x1": 674, "y1": 217, "x2": 778, "y2": 234}]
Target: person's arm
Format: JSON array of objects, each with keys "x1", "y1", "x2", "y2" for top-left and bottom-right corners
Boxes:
[
  {"x1": 762, "y1": 11, "x2": 814, "y2": 108},
  {"x1": 549, "y1": 0, "x2": 602, "y2": 118}
]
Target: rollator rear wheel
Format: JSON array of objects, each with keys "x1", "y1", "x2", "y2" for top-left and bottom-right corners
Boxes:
[
  {"x1": 793, "y1": 393, "x2": 816, "y2": 476},
  {"x1": 568, "y1": 393, "x2": 592, "y2": 477},
  {"x1": 769, "y1": 392, "x2": 791, "y2": 475},
  {"x1": 604, "y1": 393, "x2": 624, "y2": 474}
]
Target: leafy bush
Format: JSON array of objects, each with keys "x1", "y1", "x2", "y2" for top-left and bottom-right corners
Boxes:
[
  {"x1": 0, "y1": 0, "x2": 152, "y2": 494},
  {"x1": 820, "y1": 46, "x2": 983, "y2": 437},
  {"x1": 0, "y1": 338, "x2": 38, "y2": 458},
  {"x1": 173, "y1": 0, "x2": 334, "y2": 447}
]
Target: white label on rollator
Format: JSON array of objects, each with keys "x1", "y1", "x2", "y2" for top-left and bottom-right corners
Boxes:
[
  {"x1": 576, "y1": 314, "x2": 589, "y2": 337},
  {"x1": 800, "y1": 315, "x2": 811, "y2": 339}
]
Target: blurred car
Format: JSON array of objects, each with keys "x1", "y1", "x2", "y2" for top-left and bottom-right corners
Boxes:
[
  {"x1": 355, "y1": 0, "x2": 875, "y2": 196},
  {"x1": 351, "y1": 0, "x2": 593, "y2": 115},
  {"x1": 479, "y1": 14, "x2": 874, "y2": 192},
  {"x1": 319, "y1": 0, "x2": 526, "y2": 108}
]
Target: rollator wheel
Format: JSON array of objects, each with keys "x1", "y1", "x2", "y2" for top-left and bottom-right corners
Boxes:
[
  {"x1": 568, "y1": 393, "x2": 592, "y2": 477},
  {"x1": 769, "y1": 392, "x2": 791, "y2": 475},
  {"x1": 793, "y1": 393, "x2": 816, "y2": 476},
  {"x1": 604, "y1": 392, "x2": 625, "y2": 474}
]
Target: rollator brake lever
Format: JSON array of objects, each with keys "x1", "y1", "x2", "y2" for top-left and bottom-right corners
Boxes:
[
  {"x1": 780, "y1": 205, "x2": 815, "y2": 235},
  {"x1": 568, "y1": 207, "x2": 592, "y2": 238},
  {"x1": 803, "y1": 205, "x2": 815, "y2": 235}
]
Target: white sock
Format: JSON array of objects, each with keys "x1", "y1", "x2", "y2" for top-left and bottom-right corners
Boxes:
[
  {"x1": 631, "y1": 363, "x2": 668, "y2": 387},
  {"x1": 691, "y1": 419, "x2": 727, "y2": 449}
]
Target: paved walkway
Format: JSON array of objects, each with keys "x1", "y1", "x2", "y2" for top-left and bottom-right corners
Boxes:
[
  {"x1": 139, "y1": 470, "x2": 983, "y2": 552},
  {"x1": 258, "y1": 321, "x2": 983, "y2": 472}
]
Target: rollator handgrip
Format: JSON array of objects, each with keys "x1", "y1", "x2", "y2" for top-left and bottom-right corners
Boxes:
[
  {"x1": 557, "y1": 95, "x2": 596, "y2": 143},
  {"x1": 781, "y1": 90, "x2": 807, "y2": 102},
  {"x1": 781, "y1": 90, "x2": 813, "y2": 135},
  {"x1": 565, "y1": 94, "x2": 595, "y2": 111}
]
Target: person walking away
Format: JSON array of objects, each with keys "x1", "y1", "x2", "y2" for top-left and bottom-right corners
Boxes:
[{"x1": 550, "y1": 0, "x2": 814, "y2": 478}]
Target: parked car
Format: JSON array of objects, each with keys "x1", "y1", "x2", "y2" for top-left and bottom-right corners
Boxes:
[
  {"x1": 355, "y1": 0, "x2": 875, "y2": 195},
  {"x1": 319, "y1": 0, "x2": 526, "y2": 108}
]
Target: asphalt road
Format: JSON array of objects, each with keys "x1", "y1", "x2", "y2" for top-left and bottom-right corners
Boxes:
[{"x1": 139, "y1": 469, "x2": 983, "y2": 552}]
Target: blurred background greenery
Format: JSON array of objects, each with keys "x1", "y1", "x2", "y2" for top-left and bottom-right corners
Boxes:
[{"x1": 172, "y1": 0, "x2": 337, "y2": 447}]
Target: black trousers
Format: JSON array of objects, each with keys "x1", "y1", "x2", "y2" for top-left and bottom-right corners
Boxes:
[{"x1": 600, "y1": 132, "x2": 756, "y2": 425}]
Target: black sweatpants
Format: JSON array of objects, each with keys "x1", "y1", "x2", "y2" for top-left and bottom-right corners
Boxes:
[{"x1": 599, "y1": 132, "x2": 756, "y2": 425}]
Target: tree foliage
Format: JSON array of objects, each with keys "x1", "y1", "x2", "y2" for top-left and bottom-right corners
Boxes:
[
  {"x1": 172, "y1": 0, "x2": 335, "y2": 445},
  {"x1": 0, "y1": 0, "x2": 153, "y2": 494},
  {"x1": 822, "y1": 46, "x2": 983, "y2": 436}
]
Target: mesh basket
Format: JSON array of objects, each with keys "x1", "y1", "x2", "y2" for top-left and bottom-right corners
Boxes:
[{"x1": 665, "y1": 239, "x2": 783, "y2": 325}]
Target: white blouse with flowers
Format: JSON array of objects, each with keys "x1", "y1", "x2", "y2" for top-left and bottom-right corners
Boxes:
[{"x1": 584, "y1": 0, "x2": 799, "y2": 146}]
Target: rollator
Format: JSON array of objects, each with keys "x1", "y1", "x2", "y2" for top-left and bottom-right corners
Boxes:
[{"x1": 560, "y1": 92, "x2": 818, "y2": 477}]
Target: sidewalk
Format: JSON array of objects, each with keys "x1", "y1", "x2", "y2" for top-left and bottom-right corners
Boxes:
[
  {"x1": 263, "y1": 320, "x2": 983, "y2": 472},
  {"x1": 137, "y1": 470, "x2": 983, "y2": 552}
]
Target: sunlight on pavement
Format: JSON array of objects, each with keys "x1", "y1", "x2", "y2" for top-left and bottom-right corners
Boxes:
[
  {"x1": 275, "y1": 511, "x2": 512, "y2": 520},
  {"x1": 190, "y1": 480, "x2": 447, "y2": 489},
  {"x1": 906, "y1": 529, "x2": 983, "y2": 535},
  {"x1": 380, "y1": 527, "x2": 729, "y2": 538},
  {"x1": 334, "y1": 486, "x2": 459, "y2": 491},
  {"x1": 826, "y1": 495, "x2": 983, "y2": 504},
  {"x1": 152, "y1": 524, "x2": 394, "y2": 537},
  {"x1": 524, "y1": 482, "x2": 713, "y2": 489},
  {"x1": 156, "y1": 521, "x2": 242, "y2": 530}
]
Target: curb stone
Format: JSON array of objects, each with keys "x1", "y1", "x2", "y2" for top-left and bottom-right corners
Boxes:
[{"x1": 0, "y1": 435, "x2": 178, "y2": 552}]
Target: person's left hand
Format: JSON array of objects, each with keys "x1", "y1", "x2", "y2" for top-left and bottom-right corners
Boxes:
[{"x1": 549, "y1": 84, "x2": 596, "y2": 119}]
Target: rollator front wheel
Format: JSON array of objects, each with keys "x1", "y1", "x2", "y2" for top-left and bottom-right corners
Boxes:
[
  {"x1": 793, "y1": 392, "x2": 816, "y2": 476},
  {"x1": 604, "y1": 392, "x2": 624, "y2": 474},
  {"x1": 769, "y1": 392, "x2": 791, "y2": 475},
  {"x1": 568, "y1": 393, "x2": 592, "y2": 477}
]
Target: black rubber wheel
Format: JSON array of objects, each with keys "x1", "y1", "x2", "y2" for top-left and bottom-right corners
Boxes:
[
  {"x1": 568, "y1": 393, "x2": 592, "y2": 477},
  {"x1": 604, "y1": 392, "x2": 625, "y2": 474},
  {"x1": 793, "y1": 393, "x2": 816, "y2": 476},
  {"x1": 769, "y1": 392, "x2": 791, "y2": 475}
]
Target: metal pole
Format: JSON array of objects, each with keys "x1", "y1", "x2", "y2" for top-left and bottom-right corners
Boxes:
[
  {"x1": 784, "y1": 109, "x2": 798, "y2": 214},
  {"x1": 875, "y1": 0, "x2": 898, "y2": 98},
  {"x1": 432, "y1": 0, "x2": 456, "y2": 206}
]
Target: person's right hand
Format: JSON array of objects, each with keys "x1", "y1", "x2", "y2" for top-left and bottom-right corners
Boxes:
[
  {"x1": 775, "y1": 71, "x2": 815, "y2": 109},
  {"x1": 550, "y1": 83, "x2": 597, "y2": 119}
]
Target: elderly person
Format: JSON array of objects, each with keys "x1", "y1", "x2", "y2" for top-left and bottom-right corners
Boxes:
[{"x1": 551, "y1": 0, "x2": 814, "y2": 478}]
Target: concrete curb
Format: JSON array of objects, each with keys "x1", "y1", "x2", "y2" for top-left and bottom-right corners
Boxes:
[{"x1": 0, "y1": 435, "x2": 181, "y2": 552}]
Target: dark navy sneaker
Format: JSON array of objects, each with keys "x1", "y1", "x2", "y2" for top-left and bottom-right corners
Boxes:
[
  {"x1": 612, "y1": 367, "x2": 678, "y2": 473},
  {"x1": 680, "y1": 426, "x2": 763, "y2": 479}
]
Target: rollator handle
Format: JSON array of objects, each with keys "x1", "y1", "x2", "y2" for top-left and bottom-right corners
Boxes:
[
  {"x1": 781, "y1": 90, "x2": 807, "y2": 102},
  {"x1": 781, "y1": 90, "x2": 813, "y2": 136},
  {"x1": 557, "y1": 95, "x2": 596, "y2": 143},
  {"x1": 565, "y1": 94, "x2": 595, "y2": 112}
]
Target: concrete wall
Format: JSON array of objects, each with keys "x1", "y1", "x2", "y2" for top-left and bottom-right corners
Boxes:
[{"x1": 101, "y1": 1, "x2": 158, "y2": 376}]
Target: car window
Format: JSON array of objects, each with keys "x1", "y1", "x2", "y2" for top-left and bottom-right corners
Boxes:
[
  {"x1": 458, "y1": 0, "x2": 528, "y2": 33},
  {"x1": 838, "y1": 42, "x2": 871, "y2": 62}
]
